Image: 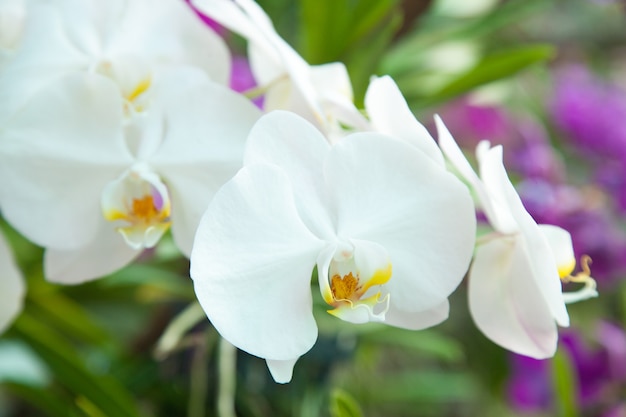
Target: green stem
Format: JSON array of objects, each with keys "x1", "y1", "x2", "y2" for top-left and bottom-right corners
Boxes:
[
  {"x1": 217, "y1": 338, "x2": 237, "y2": 417},
  {"x1": 187, "y1": 332, "x2": 212, "y2": 417},
  {"x1": 154, "y1": 302, "x2": 206, "y2": 360}
]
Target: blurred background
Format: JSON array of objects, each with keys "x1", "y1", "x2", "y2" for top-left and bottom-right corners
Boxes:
[{"x1": 2, "y1": 0, "x2": 626, "y2": 416}]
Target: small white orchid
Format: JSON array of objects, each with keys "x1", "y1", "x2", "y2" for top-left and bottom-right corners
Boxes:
[
  {"x1": 0, "y1": 70, "x2": 261, "y2": 284},
  {"x1": 190, "y1": 111, "x2": 476, "y2": 383},
  {"x1": 0, "y1": 0, "x2": 230, "y2": 122},
  {"x1": 0, "y1": 229, "x2": 24, "y2": 334},
  {"x1": 192, "y1": 0, "x2": 366, "y2": 137},
  {"x1": 437, "y1": 119, "x2": 597, "y2": 358}
]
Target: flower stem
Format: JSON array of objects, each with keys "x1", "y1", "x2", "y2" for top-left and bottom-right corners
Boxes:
[{"x1": 217, "y1": 337, "x2": 237, "y2": 417}]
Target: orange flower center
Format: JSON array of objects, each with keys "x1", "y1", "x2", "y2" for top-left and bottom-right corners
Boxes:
[
  {"x1": 131, "y1": 195, "x2": 160, "y2": 222},
  {"x1": 330, "y1": 272, "x2": 360, "y2": 301}
]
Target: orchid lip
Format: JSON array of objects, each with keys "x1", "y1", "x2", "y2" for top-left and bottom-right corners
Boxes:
[
  {"x1": 561, "y1": 255, "x2": 598, "y2": 304},
  {"x1": 322, "y1": 240, "x2": 393, "y2": 323},
  {"x1": 102, "y1": 163, "x2": 171, "y2": 249}
]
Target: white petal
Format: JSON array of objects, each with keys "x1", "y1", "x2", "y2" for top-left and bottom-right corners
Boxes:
[
  {"x1": 243, "y1": 111, "x2": 335, "y2": 240},
  {"x1": 111, "y1": 0, "x2": 231, "y2": 84},
  {"x1": 0, "y1": 231, "x2": 24, "y2": 334},
  {"x1": 384, "y1": 300, "x2": 449, "y2": 331},
  {"x1": 45, "y1": 217, "x2": 140, "y2": 285},
  {"x1": 538, "y1": 224, "x2": 575, "y2": 278},
  {"x1": 327, "y1": 133, "x2": 476, "y2": 312},
  {"x1": 365, "y1": 76, "x2": 444, "y2": 166},
  {"x1": 0, "y1": 3, "x2": 88, "y2": 121},
  {"x1": 191, "y1": 164, "x2": 325, "y2": 361},
  {"x1": 480, "y1": 147, "x2": 569, "y2": 327},
  {"x1": 266, "y1": 358, "x2": 298, "y2": 384},
  {"x1": 469, "y1": 235, "x2": 559, "y2": 359},
  {"x1": 150, "y1": 81, "x2": 260, "y2": 257},
  {"x1": 0, "y1": 73, "x2": 133, "y2": 250},
  {"x1": 435, "y1": 116, "x2": 517, "y2": 233}
]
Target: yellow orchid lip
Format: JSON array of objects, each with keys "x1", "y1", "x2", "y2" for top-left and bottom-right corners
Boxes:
[{"x1": 324, "y1": 260, "x2": 393, "y2": 323}]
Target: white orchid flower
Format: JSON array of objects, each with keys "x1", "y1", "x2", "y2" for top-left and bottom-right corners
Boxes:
[
  {"x1": 437, "y1": 118, "x2": 597, "y2": 358},
  {"x1": 0, "y1": 0, "x2": 230, "y2": 122},
  {"x1": 190, "y1": 111, "x2": 476, "y2": 383},
  {"x1": 0, "y1": 229, "x2": 24, "y2": 334},
  {"x1": 191, "y1": 0, "x2": 366, "y2": 138},
  {"x1": 0, "y1": 70, "x2": 261, "y2": 284}
]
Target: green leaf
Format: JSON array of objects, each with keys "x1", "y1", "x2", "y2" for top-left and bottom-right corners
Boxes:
[
  {"x1": 27, "y1": 291, "x2": 111, "y2": 347},
  {"x1": 5, "y1": 383, "x2": 82, "y2": 417},
  {"x1": 366, "y1": 371, "x2": 478, "y2": 404},
  {"x1": 358, "y1": 326, "x2": 465, "y2": 363},
  {"x1": 329, "y1": 389, "x2": 364, "y2": 417},
  {"x1": 551, "y1": 349, "x2": 580, "y2": 417},
  {"x1": 381, "y1": 0, "x2": 549, "y2": 76},
  {"x1": 13, "y1": 313, "x2": 142, "y2": 417},
  {"x1": 413, "y1": 44, "x2": 555, "y2": 106}
]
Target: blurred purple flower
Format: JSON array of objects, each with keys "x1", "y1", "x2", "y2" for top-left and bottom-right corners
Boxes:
[
  {"x1": 552, "y1": 66, "x2": 626, "y2": 162},
  {"x1": 440, "y1": 99, "x2": 564, "y2": 182},
  {"x1": 507, "y1": 355, "x2": 552, "y2": 412},
  {"x1": 508, "y1": 322, "x2": 626, "y2": 414}
]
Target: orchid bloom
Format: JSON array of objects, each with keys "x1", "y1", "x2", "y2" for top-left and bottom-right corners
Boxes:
[
  {"x1": 0, "y1": 0, "x2": 230, "y2": 122},
  {"x1": 190, "y1": 111, "x2": 476, "y2": 383},
  {"x1": 191, "y1": 0, "x2": 366, "y2": 138},
  {"x1": 0, "y1": 70, "x2": 261, "y2": 284},
  {"x1": 437, "y1": 119, "x2": 597, "y2": 358},
  {"x1": 0, "y1": 229, "x2": 24, "y2": 334}
]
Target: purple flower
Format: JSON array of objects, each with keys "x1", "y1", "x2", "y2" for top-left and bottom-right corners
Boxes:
[
  {"x1": 507, "y1": 322, "x2": 626, "y2": 413},
  {"x1": 552, "y1": 66, "x2": 626, "y2": 162}
]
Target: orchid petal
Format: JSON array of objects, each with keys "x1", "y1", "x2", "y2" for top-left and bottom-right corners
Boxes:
[
  {"x1": 266, "y1": 358, "x2": 298, "y2": 384},
  {"x1": 112, "y1": 0, "x2": 231, "y2": 84},
  {"x1": 0, "y1": 73, "x2": 133, "y2": 250},
  {"x1": 469, "y1": 235, "x2": 558, "y2": 359},
  {"x1": 45, "y1": 217, "x2": 140, "y2": 285},
  {"x1": 365, "y1": 76, "x2": 444, "y2": 166},
  {"x1": 0, "y1": 3, "x2": 87, "y2": 121},
  {"x1": 0, "y1": 231, "x2": 24, "y2": 334},
  {"x1": 150, "y1": 81, "x2": 260, "y2": 256},
  {"x1": 538, "y1": 224, "x2": 576, "y2": 278},
  {"x1": 328, "y1": 133, "x2": 475, "y2": 312},
  {"x1": 244, "y1": 111, "x2": 335, "y2": 240},
  {"x1": 436, "y1": 116, "x2": 517, "y2": 233},
  {"x1": 480, "y1": 147, "x2": 569, "y2": 327},
  {"x1": 191, "y1": 164, "x2": 325, "y2": 362},
  {"x1": 384, "y1": 300, "x2": 450, "y2": 331}
]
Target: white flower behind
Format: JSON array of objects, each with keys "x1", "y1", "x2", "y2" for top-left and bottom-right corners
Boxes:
[
  {"x1": 192, "y1": 0, "x2": 366, "y2": 138},
  {"x1": 437, "y1": 118, "x2": 597, "y2": 358},
  {"x1": 0, "y1": 0, "x2": 230, "y2": 122},
  {"x1": 0, "y1": 70, "x2": 261, "y2": 284},
  {"x1": 190, "y1": 111, "x2": 476, "y2": 383}
]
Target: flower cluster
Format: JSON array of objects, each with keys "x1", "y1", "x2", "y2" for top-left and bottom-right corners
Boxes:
[{"x1": 0, "y1": 0, "x2": 598, "y2": 383}]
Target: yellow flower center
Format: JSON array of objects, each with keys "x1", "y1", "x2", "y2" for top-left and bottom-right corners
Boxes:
[
  {"x1": 131, "y1": 195, "x2": 161, "y2": 223},
  {"x1": 330, "y1": 272, "x2": 359, "y2": 301}
]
